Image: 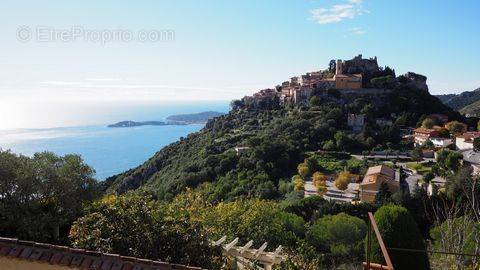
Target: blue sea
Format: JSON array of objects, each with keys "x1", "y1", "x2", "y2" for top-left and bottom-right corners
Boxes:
[{"x1": 0, "y1": 101, "x2": 229, "y2": 179}]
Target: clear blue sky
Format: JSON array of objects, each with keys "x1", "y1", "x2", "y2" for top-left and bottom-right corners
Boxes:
[{"x1": 0, "y1": 0, "x2": 479, "y2": 127}]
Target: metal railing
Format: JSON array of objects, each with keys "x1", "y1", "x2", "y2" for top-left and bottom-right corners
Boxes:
[{"x1": 364, "y1": 212, "x2": 394, "y2": 270}]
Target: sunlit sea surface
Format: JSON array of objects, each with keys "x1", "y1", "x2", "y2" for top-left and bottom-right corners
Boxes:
[{"x1": 0, "y1": 101, "x2": 229, "y2": 179}]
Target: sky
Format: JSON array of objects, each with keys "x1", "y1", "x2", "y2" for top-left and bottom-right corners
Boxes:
[{"x1": 0, "y1": 0, "x2": 479, "y2": 128}]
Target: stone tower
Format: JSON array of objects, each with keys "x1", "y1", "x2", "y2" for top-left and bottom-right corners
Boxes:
[{"x1": 335, "y1": 59, "x2": 343, "y2": 75}]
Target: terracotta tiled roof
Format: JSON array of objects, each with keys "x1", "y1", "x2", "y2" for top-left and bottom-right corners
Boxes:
[
  {"x1": 413, "y1": 127, "x2": 437, "y2": 134},
  {"x1": 456, "y1": 131, "x2": 480, "y2": 140},
  {"x1": 364, "y1": 165, "x2": 395, "y2": 179},
  {"x1": 0, "y1": 237, "x2": 204, "y2": 270}
]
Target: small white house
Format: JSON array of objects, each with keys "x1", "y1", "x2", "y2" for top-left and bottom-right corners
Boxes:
[
  {"x1": 455, "y1": 132, "x2": 480, "y2": 150},
  {"x1": 234, "y1": 146, "x2": 250, "y2": 155},
  {"x1": 429, "y1": 137, "x2": 453, "y2": 148}
]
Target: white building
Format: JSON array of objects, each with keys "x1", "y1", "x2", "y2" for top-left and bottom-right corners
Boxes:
[
  {"x1": 347, "y1": 114, "x2": 365, "y2": 132},
  {"x1": 456, "y1": 132, "x2": 480, "y2": 150},
  {"x1": 461, "y1": 149, "x2": 480, "y2": 177},
  {"x1": 234, "y1": 146, "x2": 250, "y2": 155},
  {"x1": 429, "y1": 137, "x2": 453, "y2": 148}
]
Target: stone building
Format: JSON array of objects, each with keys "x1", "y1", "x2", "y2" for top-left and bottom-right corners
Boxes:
[
  {"x1": 333, "y1": 59, "x2": 363, "y2": 89},
  {"x1": 342, "y1": 54, "x2": 380, "y2": 77},
  {"x1": 359, "y1": 165, "x2": 399, "y2": 203},
  {"x1": 347, "y1": 114, "x2": 365, "y2": 132}
]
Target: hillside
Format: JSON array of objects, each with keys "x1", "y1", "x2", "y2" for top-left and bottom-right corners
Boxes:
[
  {"x1": 435, "y1": 88, "x2": 480, "y2": 115},
  {"x1": 105, "y1": 57, "x2": 463, "y2": 200},
  {"x1": 166, "y1": 111, "x2": 225, "y2": 123}
]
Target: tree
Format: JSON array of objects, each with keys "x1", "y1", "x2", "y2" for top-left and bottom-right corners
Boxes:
[
  {"x1": 430, "y1": 216, "x2": 480, "y2": 269},
  {"x1": 411, "y1": 148, "x2": 423, "y2": 162},
  {"x1": 297, "y1": 163, "x2": 310, "y2": 179},
  {"x1": 293, "y1": 175, "x2": 305, "y2": 191},
  {"x1": 436, "y1": 149, "x2": 463, "y2": 174},
  {"x1": 369, "y1": 205, "x2": 430, "y2": 270},
  {"x1": 203, "y1": 199, "x2": 305, "y2": 248},
  {"x1": 70, "y1": 192, "x2": 221, "y2": 268},
  {"x1": 445, "y1": 121, "x2": 467, "y2": 135},
  {"x1": 474, "y1": 137, "x2": 480, "y2": 152},
  {"x1": 334, "y1": 131, "x2": 349, "y2": 150},
  {"x1": 437, "y1": 127, "x2": 450, "y2": 138},
  {"x1": 374, "y1": 182, "x2": 392, "y2": 205},
  {"x1": 309, "y1": 96, "x2": 321, "y2": 107},
  {"x1": 312, "y1": 172, "x2": 328, "y2": 187},
  {"x1": 279, "y1": 179, "x2": 294, "y2": 195},
  {"x1": 317, "y1": 185, "x2": 327, "y2": 196},
  {"x1": 307, "y1": 213, "x2": 367, "y2": 263},
  {"x1": 421, "y1": 118, "x2": 435, "y2": 129},
  {"x1": 422, "y1": 172, "x2": 434, "y2": 183},
  {"x1": 323, "y1": 140, "x2": 336, "y2": 151},
  {"x1": 305, "y1": 157, "x2": 319, "y2": 173},
  {"x1": 334, "y1": 171, "x2": 351, "y2": 190},
  {"x1": 0, "y1": 151, "x2": 100, "y2": 243}
]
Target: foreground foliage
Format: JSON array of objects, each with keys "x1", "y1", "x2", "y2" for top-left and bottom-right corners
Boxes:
[
  {"x1": 69, "y1": 192, "x2": 222, "y2": 268},
  {"x1": 0, "y1": 151, "x2": 100, "y2": 243}
]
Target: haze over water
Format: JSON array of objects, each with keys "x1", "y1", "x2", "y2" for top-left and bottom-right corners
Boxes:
[{"x1": 0, "y1": 101, "x2": 230, "y2": 179}]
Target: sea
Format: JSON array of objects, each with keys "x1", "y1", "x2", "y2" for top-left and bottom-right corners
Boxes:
[{"x1": 0, "y1": 101, "x2": 230, "y2": 179}]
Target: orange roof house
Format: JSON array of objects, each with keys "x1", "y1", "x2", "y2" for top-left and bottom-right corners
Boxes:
[
  {"x1": 0, "y1": 237, "x2": 204, "y2": 270},
  {"x1": 413, "y1": 127, "x2": 440, "y2": 146},
  {"x1": 359, "y1": 165, "x2": 399, "y2": 203}
]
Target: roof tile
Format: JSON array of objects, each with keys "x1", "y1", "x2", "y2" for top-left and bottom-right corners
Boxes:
[
  {"x1": 39, "y1": 250, "x2": 53, "y2": 262},
  {"x1": 29, "y1": 249, "x2": 43, "y2": 260},
  {"x1": 121, "y1": 262, "x2": 134, "y2": 270},
  {"x1": 0, "y1": 246, "x2": 11, "y2": 256},
  {"x1": 111, "y1": 261, "x2": 124, "y2": 270},
  {"x1": 102, "y1": 259, "x2": 114, "y2": 270},
  {"x1": 0, "y1": 237, "x2": 206, "y2": 270},
  {"x1": 8, "y1": 246, "x2": 23, "y2": 257},
  {"x1": 71, "y1": 255, "x2": 84, "y2": 267},
  {"x1": 50, "y1": 252, "x2": 64, "y2": 264},
  {"x1": 19, "y1": 247, "x2": 33, "y2": 259},
  {"x1": 60, "y1": 254, "x2": 73, "y2": 265},
  {"x1": 80, "y1": 256, "x2": 94, "y2": 269},
  {"x1": 91, "y1": 257, "x2": 104, "y2": 269}
]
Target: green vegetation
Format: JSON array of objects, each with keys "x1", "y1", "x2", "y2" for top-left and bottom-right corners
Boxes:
[
  {"x1": 70, "y1": 192, "x2": 221, "y2": 269},
  {"x1": 1, "y1": 74, "x2": 475, "y2": 268},
  {"x1": 106, "y1": 82, "x2": 462, "y2": 202},
  {"x1": 0, "y1": 151, "x2": 100, "y2": 243},
  {"x1": 307, "y1": 213, "x2": 367, "y2": 263},
  {"x1": 433, "y1": 149, "x2": 463, "y2": 175},
  {"x1": 406, "y1": 162, "x2": 432, "y2": 174},
  {"x1": 370, "y1": 205, "x2": 430, "y2": 270}
]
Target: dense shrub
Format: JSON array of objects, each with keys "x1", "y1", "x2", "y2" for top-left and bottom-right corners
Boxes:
[{"x1": 369, "y1": 204, "x2": 430, "y2": 270}]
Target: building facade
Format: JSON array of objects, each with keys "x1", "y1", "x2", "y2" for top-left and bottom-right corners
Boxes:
[
  {"x1": 359, "y1": 165, "x2": 399, "y2": 202},
  {"x1": 413, "y1": 127, "x2": 440, "y2": 146},
  {"x1": 456, "y1": 131, "x2": 480, "y2": 150}
]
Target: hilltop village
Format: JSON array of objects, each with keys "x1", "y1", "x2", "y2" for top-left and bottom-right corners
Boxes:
[
  {"x1": 229, "y1": 55, "x2": 479, "y2": 206},
  {"x1": 235, "y1": 54, "x2": 428, "y2": 109}
]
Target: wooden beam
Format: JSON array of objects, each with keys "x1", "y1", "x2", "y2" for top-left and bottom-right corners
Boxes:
[
  {"x1": 225, "y1": 237, "x2": 239, "y2": 251},
  {"x1": 255, "y1": 242, "x2": 268, "y2": 258},
  {"x1": 368, "y1": 212, "x2": 394, "y2": 270},
  {"x1": 212, "y1": 236, "x2": 227, "y2": 246},
  {"x1": 362, "y1": 262, "x2": 393, "y2": 270}
]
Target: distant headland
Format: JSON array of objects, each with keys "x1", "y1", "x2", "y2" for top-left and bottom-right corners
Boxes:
[{"x1": 108, "y1": 111, "x2": 225, "y2": 128}]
